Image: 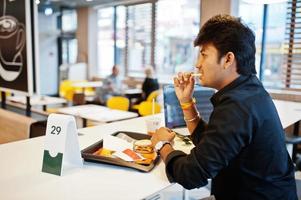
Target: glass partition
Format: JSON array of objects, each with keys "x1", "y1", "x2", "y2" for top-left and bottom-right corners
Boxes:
[
  {"x1": 156, "y1": 0, "x2": 200, "y2": 80},
  {"x1": 97, "y1": 7, "x2": 115, "y2": 76},
  {"x1": 239, "y1": 2, "x2": 287, "y2": 89},
  {"x1": 127, "y1": 3, "x2": 152, "y2": 74}
]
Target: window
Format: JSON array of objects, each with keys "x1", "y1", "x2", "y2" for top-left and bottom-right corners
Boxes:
[
  {"x1": 283, "y1": 0, "x2": 301, "y2": 89},
  {"x1": 239, "y1": 2, "x2": 263, "y2": 75},
  {"x1": 96, "y1": 0, "x2": 200, "y2": 79},
  {"x1": 264, "y1": 3, "x2": 286, "y2": 88},
  {"x1": 127, "y1": 3, "x2": 152, "y2": 75},
  {"x1": 239, "y1": 1, "x2": 287, "y2": 89},
  {"x1": 61, "y1": 38, "x2": 78, "y2": 64},
  {"x1": 97, "y1": 7, "x2": 115, "y2": 76},
  {"x1": 62, "y1": 9, "x2": 77, "y2": 33},
  {"x1": 116, "y1": 6, "x2": 126, "y2": 73},
  {"x1": 156, "y1": 0, "x2": 200, "y2": 80},
  {"x1": 59, "y1": 9, "x2": 78, "y2": 65}
]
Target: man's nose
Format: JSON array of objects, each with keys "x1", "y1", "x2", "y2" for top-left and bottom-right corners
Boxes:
[{"x1": 195, "y1": 61, "x2": 202, "y2": 70}]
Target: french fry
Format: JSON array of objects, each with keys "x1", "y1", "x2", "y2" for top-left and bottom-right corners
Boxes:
[{"x1": 191, "y1": 73, "x2": 202, "y2": 77}]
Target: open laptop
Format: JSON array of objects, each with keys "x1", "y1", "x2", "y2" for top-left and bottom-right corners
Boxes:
[{"x1": 163, "y1": 84, "x2": 214, "y2": 133}]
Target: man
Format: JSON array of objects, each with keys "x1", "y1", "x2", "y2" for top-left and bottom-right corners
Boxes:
[
  {"x1": 151, "y1": 15, "x2": 297, "y2": 200},
  {"x1": 95, "y1": 65, "x2": 122, "y2": 104}
]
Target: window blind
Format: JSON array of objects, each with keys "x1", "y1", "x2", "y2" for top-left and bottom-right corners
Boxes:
[{"x1": 284, "y1": 0, "x2": 301, "y2": 89}]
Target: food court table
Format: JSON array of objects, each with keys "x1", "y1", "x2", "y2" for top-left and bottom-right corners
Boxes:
[
  {"x1": 7, "y1": 95, "x2": 67, "y2": 111},
  {"x1": 273, "y1": 100, "x2": 301, "y2": 131},
  {"x1": 124, "y1": 88, "x2": 143, "y2": 106},
  {"x1": 57, "y1": 104, "x2": 138, "y2": 127},
  {"x1": 0, "y1": 114, "x2": 194, "y2": 200},
  {"x1": 72, "y1": 81, "x2": 103, "y2": 93},
  {"x1": 1, "y1": 100, "x2": 301, "y2": 200}
]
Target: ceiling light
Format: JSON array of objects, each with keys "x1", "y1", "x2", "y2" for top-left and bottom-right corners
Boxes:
[
  {"x1": 35, "y1": 0, "x2": 40, "y2": 4},
  {"x1": 44, "y1": 7, "x2": 53, "y2": 16}
]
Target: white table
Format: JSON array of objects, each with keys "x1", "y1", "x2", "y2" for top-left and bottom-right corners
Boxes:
[
  {"x1": 0, "y1": 114, "x2": 195, "y2": 200},
  {"x1": 57, "y1": 104, "x2": 138, "y2": 127},
  {"x1": 7, "y1": 95, "x2": 67, "y2": 111},
  {"x1": 1, "y1": 100, "x2": 301, "y2": 200},
  {"x1": 72, "y1": 81, "x2": 103, "y2": 88},
  {"x1": 273, "y1": 100, "x2": 301, "y2": 161},
  {"x1": 273, "y1": 100, "x2": 301, "y2": 130},
  {"x1": 124, "y1": 88, "x2": 143, "y2": 106},
  {"x1": 124, "y1": 88, "x2": 142, "y2": 95},
  {"x1": 72, "y1": 81, "x2": 103, "y2": 94}
]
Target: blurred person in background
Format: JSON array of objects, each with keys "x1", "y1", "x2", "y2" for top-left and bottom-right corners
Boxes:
[
  {"x1": 95, "y1": 65, "x2": 122, "y2": 104},
  {"x1": 141, "y1": 66, "x2": 159, "y2": 100},
  {"x1": 133, "y1": 66, "x2": 160, "y2": 105}
]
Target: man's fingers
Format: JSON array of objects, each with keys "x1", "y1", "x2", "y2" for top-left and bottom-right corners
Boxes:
[
  {"x1": 177, "y1": 72, "x2": 184, "y2": 84},
  {"x1": 173, "y1": 76, "x2": 180, "y2": 87},
  {"x1": 183, "y1": 72, "x2": 191, "y2": 81}
]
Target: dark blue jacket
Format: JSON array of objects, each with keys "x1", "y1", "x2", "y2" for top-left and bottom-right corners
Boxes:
[{"x1": 165, "y1": 75, "x2": 297, "y2": 200}]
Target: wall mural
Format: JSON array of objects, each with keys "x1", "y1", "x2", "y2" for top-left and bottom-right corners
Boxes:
[{"x1": 0, "y1": 0, "x2": 34, "y2": 94}]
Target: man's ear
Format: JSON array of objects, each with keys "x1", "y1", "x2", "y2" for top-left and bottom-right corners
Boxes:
[{"x1": 223, "y1": 52, "x2": 235, "y2": 69}]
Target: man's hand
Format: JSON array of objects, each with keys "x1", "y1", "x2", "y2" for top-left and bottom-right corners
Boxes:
[
  {"x1": 173, "y1": 72, "x2": 195, "y2": 103},
  {"x1": 151, "y1": 127, "x2": 176, "y2": 147}
]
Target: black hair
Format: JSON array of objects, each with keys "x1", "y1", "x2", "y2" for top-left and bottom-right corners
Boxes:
[{"x1": 194, "y1": 14, "x2": 256, "y2": 75}]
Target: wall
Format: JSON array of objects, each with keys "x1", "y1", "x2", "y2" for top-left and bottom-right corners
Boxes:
[
  {"x1": 88, "y1": 8, "x2": 98, "y2": 79},
  {"x1": 76, "y1": 7, "x2": 98, "y2": 80},
  {"x1": 76, "y1": 7, "x2": 89, "y2": 65},
  {"x1": 38, "y1": 13, "x2": 59, "y2": 95},
  {"x1": 200, "y1": 0, "x2": 239, "y2": 26}
]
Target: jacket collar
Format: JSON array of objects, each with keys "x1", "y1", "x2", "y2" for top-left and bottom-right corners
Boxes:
[{"x1": 211, "y1": 75, "x2": 252, "y2": 106}]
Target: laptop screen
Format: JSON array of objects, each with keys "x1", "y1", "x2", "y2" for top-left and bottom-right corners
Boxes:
[{"x1": 163, "y1": 84, "x2": 214, "y2": 128}]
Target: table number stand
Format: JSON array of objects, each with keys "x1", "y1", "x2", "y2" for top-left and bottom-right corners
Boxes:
[{"x1": 42, "y1": 114, "x2": 83, "y2": 176}]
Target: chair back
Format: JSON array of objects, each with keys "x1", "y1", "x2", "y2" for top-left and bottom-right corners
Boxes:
[
  {"x1": 59, "y1": 80, "x2": 74, "y2": 101},
  {"x1": 60, "y1": 80, "x2": 88, "y2": 102},
  {"x1": 146, "y1": 90, "x2": 161, "y2": 102},
  {"x1": 107, "y1": 96, "x2": 130, "y2": 111},
  {"x1": 138, "y1": 101, "x2": 161, "y2": 116},
  {"x1": 73, "y1": 93, "x2": 86, "y2": 105}
]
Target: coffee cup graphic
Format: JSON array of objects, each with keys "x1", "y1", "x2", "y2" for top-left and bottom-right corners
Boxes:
[{"x1": 0, "y1": 15, "x2": 25, "y2": 81}]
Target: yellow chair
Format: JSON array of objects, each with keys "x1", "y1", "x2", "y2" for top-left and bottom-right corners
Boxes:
[
  {"x1": 107, "y1": 96, "x2": 130, "y2": 111},
  {"x1": 46, "y1": 108, "x2": 58, "y2": 114},
  {"x1": 59, "y1": 80, "x2": 86, "y2": 102},
  {"x1": 146, "y1": 90, "x2": 160, "y2": 102},
  {"x1": 59, "y1": 80, "x2": 75, "y2": 101},
  {"x1": 138, "y1": 101, "x2": 161, "y2": 116},
  {"x1": 132, "y1": 90, "x2": 161, "y2": 110},
  {"x1": 75, "y1": 80, "x2": 95, "y2": 96}
]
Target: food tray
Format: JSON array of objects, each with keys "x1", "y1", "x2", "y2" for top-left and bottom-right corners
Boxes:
[{"x1": 81, "y1": 131, "x2": 159, "y2": 172}]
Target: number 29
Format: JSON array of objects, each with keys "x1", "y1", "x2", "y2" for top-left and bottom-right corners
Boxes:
[{"x1": 51, "y1": 126, "x2": 61, "y2": 135}]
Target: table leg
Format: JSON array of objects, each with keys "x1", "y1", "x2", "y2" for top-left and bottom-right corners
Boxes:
[
  {"x1": 183, "y1": 188, "x2": 189, "y2": 200},
  {"x1": 293, "y1": 121, "x2": 300, "y2": 136},
  {"x1": 26, "y1": 96, "x2": 31, "y2": 117},
  {"x1": 1, "y1": 91, "x2": 6, "y2": 109},
  {"x1": 83, "y1": 118, "x2": 87, "y2": 127}
]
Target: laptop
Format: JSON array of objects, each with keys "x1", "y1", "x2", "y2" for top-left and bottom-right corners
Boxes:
[{"x1": 163, "y1": 84, "x2": 214, "y2": 129}]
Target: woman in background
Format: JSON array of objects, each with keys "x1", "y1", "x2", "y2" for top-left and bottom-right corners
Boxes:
[{"x1": 141, "y1": 66, "x2": 159, "y2": 100}]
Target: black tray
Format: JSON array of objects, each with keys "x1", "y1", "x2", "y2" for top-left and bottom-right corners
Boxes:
[{"x1": 81, "y1": 131, "x2": 159, "y2": 172}]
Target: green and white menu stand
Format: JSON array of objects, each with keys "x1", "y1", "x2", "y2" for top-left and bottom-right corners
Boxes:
[{"x1": 42, "y1": 114, "x2": 83, "y2": 176}]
